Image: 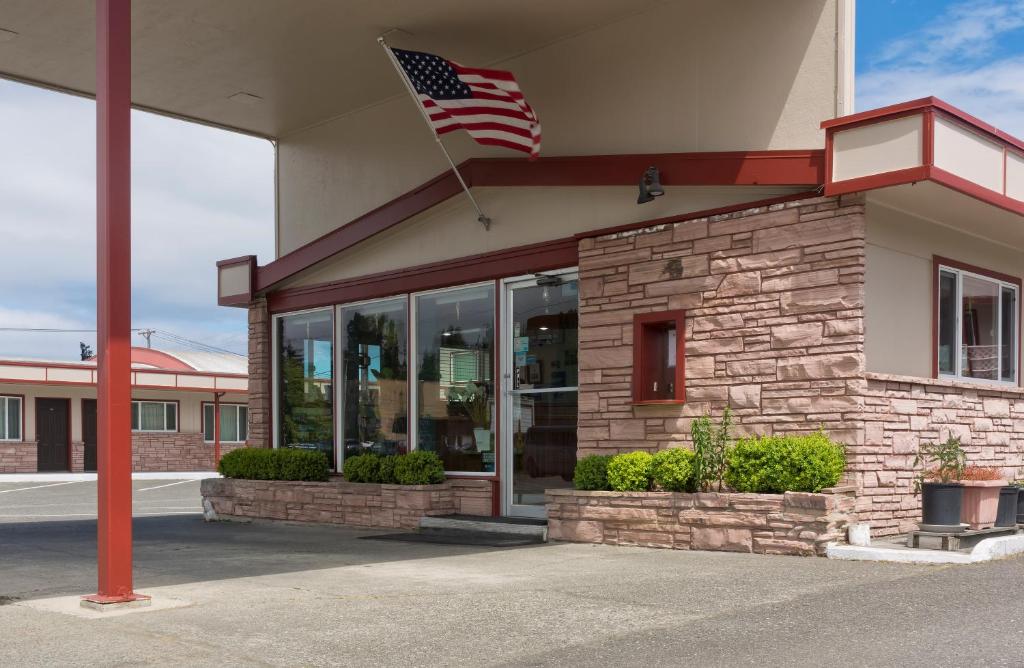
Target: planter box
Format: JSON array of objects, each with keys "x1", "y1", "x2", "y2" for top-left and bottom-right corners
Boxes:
[
  {"x1": 201, "y1": 477, "x2": 492, "y2": 529},
  {"x1": 545, "y1": 487, "x2": 856, "y2": 556}
]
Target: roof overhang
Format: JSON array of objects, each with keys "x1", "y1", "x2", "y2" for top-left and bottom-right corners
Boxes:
[
  {"x1": 822, "y1": 97, "x2": 1024, "y2": 218},
  {"x1": 0, "y1": 359, "x2": 248, "y2": 393}
]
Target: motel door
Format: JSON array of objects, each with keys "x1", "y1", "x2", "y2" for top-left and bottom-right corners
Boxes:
[
  {"x1": 502, "y1": 272, "x2": 579, "y2": 518},
  {"x1": 36, "y1": 398, "x2": 70, "y2": 472}
]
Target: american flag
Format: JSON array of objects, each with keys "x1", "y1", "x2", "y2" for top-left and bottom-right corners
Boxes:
[{"x1": 391, "y1": 47, "x2": 541, "y2": 158}]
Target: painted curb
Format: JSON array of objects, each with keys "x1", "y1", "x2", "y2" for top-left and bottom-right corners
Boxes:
[{"x1": 826, "y1": 534, "x2": 1024, "y2": 564}]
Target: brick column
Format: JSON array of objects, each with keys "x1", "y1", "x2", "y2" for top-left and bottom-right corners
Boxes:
[{"x1": 247, "y1": 296, "x2": 271, "y2": 448}]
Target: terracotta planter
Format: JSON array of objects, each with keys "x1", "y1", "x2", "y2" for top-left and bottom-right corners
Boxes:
[{"x1": 958, "y1": 479, "x2": 1006, "y2": 530}]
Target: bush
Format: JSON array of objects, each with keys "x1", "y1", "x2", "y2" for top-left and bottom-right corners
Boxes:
[
  {"x1": 378, "y1": 455, "x2": 398, "y2": 484},
  {"x1": 218, "y1": 447, "x2": 329, "y2": 482},
  {"x1": 692, "y1": 407, "x2": 731, "y2": 492},
  {"x1": 651, "y1": 448, "x2": 696, "y2": 492},
  {"x1": 724, "y1": 432, "x2": 845, "y2": 493},
  {"x1": 606, "y1": 451, "x2": 654, "y2": 492},
  {"x1": 342, "y1": 453, "x2": 382, "y2": 483},
  {"x1": 392, "y1": 450, "x2": 445, "y2": 485},
  {"x1": 573, "y1": 455, "x2": 612, "y2": 490}
]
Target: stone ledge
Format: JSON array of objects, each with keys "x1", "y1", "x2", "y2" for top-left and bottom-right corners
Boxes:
[
  {"x1": 865, "y1": 371, "x2": 1024, "y2": 397},
  {"x1": 546, "y1": 488, "x2": 852, "y2": 556}
]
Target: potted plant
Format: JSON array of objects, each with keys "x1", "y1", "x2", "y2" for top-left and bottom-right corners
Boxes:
[
  {"x1": 447, "y1": 382, "x2": 491, "y2": 452},
  {"x1": 957, "y1": 466, "x2": 1007, "y2": 530},
  {"x1": 995, "y1": 480, "x2": 1019, "y2": 528},
  {"x1": 1017, "y1": 481, "x2": 1024, "y2": 526},
  {"x1": 913, "y1": 437, "x2": 966, "y2": 531}
]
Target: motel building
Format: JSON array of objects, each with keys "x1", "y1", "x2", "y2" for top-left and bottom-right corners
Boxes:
[
  {"x1": 0, "y1": 348, "x2": 248, "y2": 474},
  {"x1": 3, "y1": 0, "x2": 1024, "y2": 541}
]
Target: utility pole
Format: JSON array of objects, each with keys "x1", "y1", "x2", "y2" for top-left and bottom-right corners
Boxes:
[{"x1": 138, "y1": 329, "x2": 155, "y2": 348}]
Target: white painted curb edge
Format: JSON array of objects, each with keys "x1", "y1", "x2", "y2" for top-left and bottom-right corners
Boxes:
[
  {"x1": 826, "y1": 534, "x2": 1024, "y2": 564},
  {"x1": 0, "y1": 472, "x2": 221, "y2": 483}
]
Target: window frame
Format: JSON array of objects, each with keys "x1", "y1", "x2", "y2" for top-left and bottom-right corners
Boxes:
[
  {"x1": 632, "y1": 310, "x2": 687, "y2": 405},
  {"x1": 202, "y1": 402, "x2": 249, "y2": 443},
  {"x1": 0, "y1": 394, "x2": 24, "y2": 441},
  {"x1": 131, "y1": 400, "x2": 179, "y2": 433},
  {"x1": 934, "y1": 256, "x2": 1021, "y2": 386}
]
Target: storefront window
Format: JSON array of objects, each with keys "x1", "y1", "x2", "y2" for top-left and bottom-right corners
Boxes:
[
  {"x1": 340, "y1": 298, "x2": 408, "y2": 465},
  {"x1": 277, "y1": 310, "x2": 334, "y2": 464},
  {"x1": 415, "y1": 285, "x2": 495, "y2": 473}
]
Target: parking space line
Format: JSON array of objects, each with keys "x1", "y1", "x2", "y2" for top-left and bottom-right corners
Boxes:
[
  {"x1": 0, "y1": 481, "x2": 86, "y2": 495},
  {"x1": 0, "y1": 511, "x2": 200, "y2": 518},
  {"x1": 136, "y1": 479, "x2": 198, "y2": 492}
]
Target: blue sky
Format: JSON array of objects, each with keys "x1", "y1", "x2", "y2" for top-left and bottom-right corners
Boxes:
[
  {"x1": 1, "y1": 1, "x2": 1022, "y2": 361},
  {"x1": 857, "y1": 0, "x2": 1024, "y2": 135}
]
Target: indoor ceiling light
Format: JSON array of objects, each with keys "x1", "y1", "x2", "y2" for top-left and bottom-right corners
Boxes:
[
  {"x1": 0, "y1": 28, "x2": 19, "y2": 43},
  {"x1": 228, "y1": 91, "x2": 263, "y2": 106}
]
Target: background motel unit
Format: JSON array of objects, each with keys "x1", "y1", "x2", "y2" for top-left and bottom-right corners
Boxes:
[
  {"x1": 0, "y1": 348, "x2": 248, "y2": 473},
  {"x1": 4, "y1": 1, "x2": 1024, "y2": 536}
]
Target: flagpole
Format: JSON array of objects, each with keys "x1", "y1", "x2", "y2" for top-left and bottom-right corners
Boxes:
[{"x1": 378, "y1": 36, "x2": 491, "y2": 230}]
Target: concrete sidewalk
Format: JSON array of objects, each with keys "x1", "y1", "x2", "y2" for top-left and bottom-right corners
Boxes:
[{"x1": 2, "y1": 515, "x2": 1024, "y2": 667}]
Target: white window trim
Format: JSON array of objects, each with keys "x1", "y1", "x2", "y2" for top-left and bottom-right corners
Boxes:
[
  {"x1": 0, "y1": 395, "x2": 22, "y2": 442},
  {"x1": 938, "y1": 264, "x2": 1020, "y2": 387},
  {"x1": 131, "y1": 400, "x2": 178, "y2": 433},
  {"x1": 202, "y1": 402, "x2": 248, "y2": 443}
]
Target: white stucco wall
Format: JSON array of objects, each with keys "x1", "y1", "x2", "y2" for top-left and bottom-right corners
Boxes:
[{"x1": 276, "y1": 0, "x2": 842, "y2": 256}]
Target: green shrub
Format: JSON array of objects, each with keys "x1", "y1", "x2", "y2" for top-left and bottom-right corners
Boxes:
[
  {"x1": 218, "y1": 447, "x2": 329, "y2": 482},
  {"x1": 378, "y1": 455, "x2": 398, "y2": 485},
  {"x1": 573, "y1": 455, "x2": 612, "y2": 490},
  {"x1": 724, "y1": 431, "x2": 845, "y2": 493},
  {"x1": 606, "y1": 451, "x2": 654, "y2": 492},
  {"x1": 651, "y1": 448, "x2": 696, "y2": 492},
  {"x1": 392, "y1": 450, "x2": 445, "y2": 485},
  {"x1": 343, "y1": 453, "x2": 382, "y2": 483},
  {"x1": 692, "y1": 407, "x2": 731, "y2": 492}
]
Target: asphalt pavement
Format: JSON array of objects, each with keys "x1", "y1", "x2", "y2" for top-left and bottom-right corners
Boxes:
[{"x1": 1, "y1": 483, "x2": 1023, "y2": 667}]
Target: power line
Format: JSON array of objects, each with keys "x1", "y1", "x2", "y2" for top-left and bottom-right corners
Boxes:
[{"x1": 0, "y1": 326, "x2": 245, "y2": 357}]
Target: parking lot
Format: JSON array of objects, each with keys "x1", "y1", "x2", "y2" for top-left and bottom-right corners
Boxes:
[
  {"x1": 0, "y1": 477, "x2": 206, "y2": 523},
  {"x1": 2, "y1": 481, "x2": 1024, "y2": 667}
]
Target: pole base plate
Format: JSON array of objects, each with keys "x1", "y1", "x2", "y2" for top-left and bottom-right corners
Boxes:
[{"x1": 80, "y1": 593, "x2": 152, "y2": 611}]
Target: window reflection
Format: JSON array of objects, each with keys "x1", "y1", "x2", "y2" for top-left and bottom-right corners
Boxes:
[
  {"x1": 415, "y1": 285, "x2": 495, "y2": 473},
  {"x1": 340, "y1": 298, "x2": 408, "y2": 463},
  {"x1": 278, "y1": 310, "x2": 334, "y2": 464}
]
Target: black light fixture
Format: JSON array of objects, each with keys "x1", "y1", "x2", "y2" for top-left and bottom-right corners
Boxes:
[{"x1": 637, "y1": 166, "x2": 665, "y2": 204}]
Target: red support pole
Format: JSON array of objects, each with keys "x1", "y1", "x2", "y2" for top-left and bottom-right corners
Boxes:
[
  {"x1": 214, "y1": 392, "x2": 223, "y2": 467},
  {"x1": 84, "y1": 0, "x2": 145, "y2": 607}
]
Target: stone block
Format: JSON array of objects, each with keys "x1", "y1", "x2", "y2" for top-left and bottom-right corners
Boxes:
[
  {"x1": 549, "y1": 519, "x2": 604, "y2": 543},
  {"x1": 729, "y1": 384, "x2": 761, "y2": 409},
  {"x1": 776, "y1": 353, "x2": 862, "y2": 380},
  {"x1": 770, "y1": 323, "x2": 823, "y2": 349},
  {"x1": 716, "y1": 271, "x2": 761, "y2": 297},
  {"x1": 891, "y1": 432, "x2": 918, "y2": 454},
  {"x1": 780, "y1": 284, "x2": 862, "y2": 315},
  {"x1": 984, "y1": 397, "x2": 1011, "y2": 417},
  {"x1": 690, "y1": 527, "x2": 753, "y2": 552}
]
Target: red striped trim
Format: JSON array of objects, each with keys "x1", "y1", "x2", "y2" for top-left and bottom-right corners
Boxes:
[
  {"x1": 471, "y1": 136, "x2": 534, "y2": 154},
  {"x1": 426, "y1": 103, "x2": 534, "y2": 122},
  {"x1": 451, "y1": 63, "x2": 518, "y2": 82}
]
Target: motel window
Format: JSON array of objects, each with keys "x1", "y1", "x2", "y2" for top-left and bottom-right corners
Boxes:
[
  {"x1": 937, "y1": 262, "x2": 1019, "y2": 384},
  {"x1": 203, "y1": 404, "x2": 248, "y2": 443},
  {"x1": 0, "y1": 395, "x2": 22, "y2": 441},
  {"x1": 414, "y1": 284, "x2": 495, "y2": 474},
  {"x1": 277, "y1": 309, "x2": 335, "y2": 464},
  {"x1": 339, "y1": 297, "x2": 408, "y2": 467},
  {"x1": 131, "y1": 401, "x2": 178, "y2": 432},
  {"x1": 633, "y1": 311, "x2": 686, "y2": 404}
]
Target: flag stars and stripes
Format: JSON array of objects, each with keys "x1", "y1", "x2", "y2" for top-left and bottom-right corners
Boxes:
[{"x1": 391, "y1": 47, "x2": 541, "y2": 158}]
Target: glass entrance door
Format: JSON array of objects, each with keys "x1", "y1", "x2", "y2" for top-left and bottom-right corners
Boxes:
[{"x1": 502, "y1": 273, "x2": 579, "y2": 518}]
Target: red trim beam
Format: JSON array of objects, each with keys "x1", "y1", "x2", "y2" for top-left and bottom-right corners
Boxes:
[{"x1": 241, "y1": 150, "x2": 824, "y2": 296}]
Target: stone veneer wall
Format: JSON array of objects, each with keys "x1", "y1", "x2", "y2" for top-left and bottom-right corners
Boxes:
[
  {"x1": 546, "y1": 488, "x2": 855, "y2": 556},
  {"x1": 247, "y1": 296, "x2": 271, "y2": 448},
  {"x1": 131, "y1": 433, "x2": 246, "y2": 472},
  {"x1": 0, "y1": 442, "x2": 36, "y2": 473},
  {"x1": 860, "y1": 372, "x2": 1024, "y2": 535},
  {"x1": 201, "y1": 477, "x2": 493, "y2": 529},
  {"x1": 576, "y1": 193, "x2": 866, "y2": 452}
]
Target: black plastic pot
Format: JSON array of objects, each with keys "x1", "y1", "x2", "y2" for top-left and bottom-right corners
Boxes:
[
  {"x1": 1017, "y1": 487, "x2": 1024, "y2": 525},
  {"x1": 995, "y1": 486, "x2": 1019, "y2": 527},
  {"x1": 920, "y1": 482, "x2": 964, "y2": 529}
]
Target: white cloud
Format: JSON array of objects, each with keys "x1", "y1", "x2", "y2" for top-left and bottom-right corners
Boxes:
[
  {"x1": 0, "y1": 80, "x2": 274, "y2": 360},
  {"x1": 858, "y1": 0, "x2": 1024, "y2": 138}
]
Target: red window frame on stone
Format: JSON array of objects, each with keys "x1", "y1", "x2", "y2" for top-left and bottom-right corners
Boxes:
[{"x1": 632, "y1": 310, "x2": 686, "y2": 405}]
